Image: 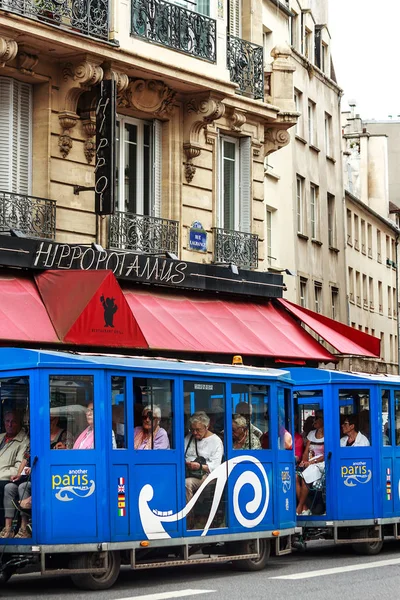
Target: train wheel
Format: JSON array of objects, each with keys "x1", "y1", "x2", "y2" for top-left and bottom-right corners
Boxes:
[
  {"x1": 351, "y1": 528, "x2": 383, "y2": 556},
  {"x1": 231, "y1": 539, "x2": 271, "y2": 571},
  {"x1": 70, "y1": 550, "x2": 121, "y2": 590}
]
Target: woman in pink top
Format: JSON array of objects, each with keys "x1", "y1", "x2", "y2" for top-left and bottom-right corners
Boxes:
[{"x1": 73, "y1": 403, "x2": 94, "y2": 450}]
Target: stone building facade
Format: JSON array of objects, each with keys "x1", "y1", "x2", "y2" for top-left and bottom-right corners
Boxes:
[{"x1": 0, "y1": 0, "x2": 297, "y2": 272}]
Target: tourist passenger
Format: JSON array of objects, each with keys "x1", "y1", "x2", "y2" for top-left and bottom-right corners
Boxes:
[
  {"x1": 235, "y1": 402, "x2": 262, "y2": 439},
  {"x1": 340, "y1": 414, "x2": 370, "y2": 446},
  {"x1": 0, "y1": 410, "x2": 29, "y2": 533},
  {"x1": 2, "y1": 444, "x2": 31, "y2": 538},
  {"x1": 296, "y1": 410, "x2": 325, "y2": 515},
  {"x1": 73, "y1": 403, "x2": 95, "y2": 449},
  {"x1": 50, "y1": 413, "x2": 73, "y2": 449},
  {"x1": 232, "y1": 414, "x2": 261, "y2": 450},
  {"x1": 134, "y1": 405, "x2": 170, "y2": 450},
  {"x1": 185, "y1": 411, "x2": 223, "y2": 505}
]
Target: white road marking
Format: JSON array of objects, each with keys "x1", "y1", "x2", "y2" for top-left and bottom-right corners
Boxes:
[
  {"x1": 118, "y1": 590, "x2": 216, "y2": 600},
  {"x1": 269, "y1": 557, "x2": 400, "y2": 580}
]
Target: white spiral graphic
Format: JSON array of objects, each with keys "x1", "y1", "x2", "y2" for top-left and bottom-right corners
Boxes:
[{"x1": 233, "y1": 469, "x2": 269, "y2": 528}]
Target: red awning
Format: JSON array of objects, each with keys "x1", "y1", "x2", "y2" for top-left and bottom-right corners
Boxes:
[
  {"x1": 0, "y1": 271, "x2": 58, "y2": 343},
  {"x1": 122, "y1": 288, "x2": 335, "y2": 361},
  {"x1": 277, "y1": 298, "x2": 380, "y2": 357}
]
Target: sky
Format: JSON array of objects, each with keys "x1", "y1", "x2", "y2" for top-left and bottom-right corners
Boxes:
[{"x1": 329, "y1": 0, "x2": 400, "y2": 120}]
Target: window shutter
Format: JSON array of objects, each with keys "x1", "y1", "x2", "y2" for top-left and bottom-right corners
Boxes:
[
  {"x1": 239, "y1": 136, "x2": 251, "y2": 233},
  {"x1": 153, "y1": 119, "x2": 162, "y2": 217},
  {"x1": 0, "y1": 78, "x2": 12, "y2": 192},
  {"x1": 0, "y1": 77, "x2": 32, "y2": 195},
  {"x1": 229, "y1": 0, "x2": 241, "y2": 37}
]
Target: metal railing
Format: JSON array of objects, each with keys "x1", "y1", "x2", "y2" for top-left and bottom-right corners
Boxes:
[
  {"x1": 131, "y1": 0, "x2": 216, "y2": 62},
  {"x1": 0, "y1": 0, "x2": 110, "y2": 41},
  {"x1": 227, "y1": 34, "x2": 264, "y2": 100},
  {"x1": 212, "y1": 227, "x2": 259, "y2": 270},
  {"x1": 0, "y1": 190, "x2": 56, "y2": 239},
  {"x1": 109, "y1": 211, "x2": 179, "y2": 255}
]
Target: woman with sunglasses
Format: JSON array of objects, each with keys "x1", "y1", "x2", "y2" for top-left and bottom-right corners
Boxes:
[
  {"x1": 134, "y1": 405, "x2": 170, "y2": 450},
  {"x1": 340, "y1": 414, "x2": 370, "y2": 446}
]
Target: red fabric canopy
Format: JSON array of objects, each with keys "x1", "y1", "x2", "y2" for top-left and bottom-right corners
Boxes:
[
  {"x1": 278, "y1": 298, "x2": 380, "y2": 357},
  {"x1": 0, "y1": 272, "x2": 58, "y2": 343},
  {"x1": 122, "y1": 288, "x2": 335, "y2": 361}
]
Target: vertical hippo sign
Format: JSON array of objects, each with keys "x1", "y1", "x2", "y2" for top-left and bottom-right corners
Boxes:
[{"x1": 95, "y1": 79, "x2": 116, "y2": 215}]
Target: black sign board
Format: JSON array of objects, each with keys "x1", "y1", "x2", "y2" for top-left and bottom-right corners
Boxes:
[
  {"x1": 95, "y1": 79, "x2": 116, "y2": 215},
  {"x1": 0, "y1": 236, "x2": 285, "y2": 299}
]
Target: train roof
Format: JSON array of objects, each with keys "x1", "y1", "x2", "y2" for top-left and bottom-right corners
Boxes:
[
  {"x1": 0, "y1": 348, "x2": 292, "y2": 382},
  {"x1": 288, "y1": 367, "x2": 400, "y2": 385}
]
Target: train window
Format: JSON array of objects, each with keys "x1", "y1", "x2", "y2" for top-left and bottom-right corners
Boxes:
[
  {"x1": 339, "y1": 389, "x2": 371, "y2": 447},
  {"x1": 49, "y1": 376, "x2": 94, "y2": 450},
  {"x1": 231, "y1": 384, "x2": 268, "y2": 449},
  {"x1": 395, "y1": 391, "x2": 400, "y2": 445},
  {"x1": 381, "y1": 390, "x2": 391, "y2": 446},
  {"x1": 112, "y1": 377, "x2": 126, "y2": 449},
  {"x1": 133, "y1": 379, "x2": 173, "y2": 449},
  {"x1": 278, "y1": 388, "x2": 293, "y2": 450},
  {"x1": 183, "y1": 381, "x2": 225, "y2": 530}
]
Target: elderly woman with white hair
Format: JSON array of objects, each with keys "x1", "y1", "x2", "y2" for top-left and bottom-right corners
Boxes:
[
  {"x1": 232, "y1": 414, "x2": 261, "y2": 450},
  {"x1": 134, "y1": 404, "x2": 170, "y2": 450},
  {"x1": 184, "y1": 411, "x2": 224, "y2": 505}
]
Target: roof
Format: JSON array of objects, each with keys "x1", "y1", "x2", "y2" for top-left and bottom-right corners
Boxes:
[{"x1": 288, "y1": 367, "x2": 400, "y2": 385}]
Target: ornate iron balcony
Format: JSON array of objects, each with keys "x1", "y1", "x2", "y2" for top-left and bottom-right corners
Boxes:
[
  {"x1": 109, "y1": 211, "x2": 179, "y2": 255},
  {"x1": 0, "y1": 191, "x2": 56, "y2": 239},
  {"x1": 131, "y1": 0, "x2": 216, "y2": 63},
  {"x1": 0, "y1": 0, "x2": 110, "y2": 41},
  {"x1": 212, "y1": 227, "x2": 259, "y2": 270},
  {"x1": 227, "y1": 34, "x2": 264, "y2": 100}
]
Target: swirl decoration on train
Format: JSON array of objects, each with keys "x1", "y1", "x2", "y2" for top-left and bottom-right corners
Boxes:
[{"x1": 138, "y1": 455, "x2": 270, "y2": 539}]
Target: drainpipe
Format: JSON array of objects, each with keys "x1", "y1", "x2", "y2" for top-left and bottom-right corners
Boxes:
[{"x1": 396, "y1": 234, "x2": 400, "y2": 374}]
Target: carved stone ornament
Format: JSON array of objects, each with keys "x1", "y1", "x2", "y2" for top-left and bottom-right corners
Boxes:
[
  {"x1": 0, "y1": 37, "x2": 18, "y2": 68},
  {"x1": 82, "y1": 117, "x2": 96, "y2": 164},
  {"x1": 183, "y1": 92, "x2": 226, "y2": 183},
  {"x1": 118, "y1": 79, "x2": 176, "y2": 116},
  {"x1": 229, "y1": 109, "x2": 247, "y2": 132},
  {"x1": 264, "y1": 127, "x2": 291, "y2": 157},
  {"x1": 102, "y1": 63, "x2": 130, "y2": 95},
  {"x1": 17, "y1": 51, "x2": 39, "y2": 75},
  {"x1": 59, "y1": 57, "x2": 104, "y2": 158}
]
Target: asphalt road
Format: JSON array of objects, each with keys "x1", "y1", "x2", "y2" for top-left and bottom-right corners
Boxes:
[{"x1": 3, "y1": 540, "x2": 400, "y2": 600}]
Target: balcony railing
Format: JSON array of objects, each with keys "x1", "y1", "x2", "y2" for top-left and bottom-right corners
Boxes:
[
  {"x1": 109, "y1": 211, "x2": 179, "y2": 255},
  {"x1": 0, "y1": 191, "x2": 56, "y2": 239},
  {"x1": 131, "y1": 0, "x2": 216, "y2": 62},
  {"x1": 212, "y1": 227, "x2": 259, "y2": 270},
  {"x1": 227, "y1": 34, "x2": 264, "y2": 100},
  {"x1": 0, "y1": 0, "x2": 110, "y2": 41}
]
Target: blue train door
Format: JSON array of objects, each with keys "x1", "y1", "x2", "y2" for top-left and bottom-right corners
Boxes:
[
  {"x1": 108, "y1": 372, "x2": 180, "y2": 542},
  {"x1": 336, "y1": 386, "x2": 375, "y2": 519}
]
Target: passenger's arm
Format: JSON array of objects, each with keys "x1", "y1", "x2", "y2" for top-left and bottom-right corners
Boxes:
[
  {"x1": 9, "y1": 442, "x2": 29, "y2": 478},
  {"x1": 206, "y1": 438, "x2": 224, "y2": 472},
  {"x1": 299, "y1": 440, "x2": 311, "y2": 466}
]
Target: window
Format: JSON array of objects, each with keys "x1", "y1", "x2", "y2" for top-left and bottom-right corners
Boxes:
[
  {"x1": 388, "y1": 285, "x2": 392, "y2": 317},
  {"x1": 361, "y1": 219, "x2": 366, "y2": 254},
  {"x1": 328, "y1": 194, "x2": 336, "y2": 247},
  {"x1": 310, "y1": 184, "x2": 319, "y2": 239},
  {"x1": 362, "y1": 274, "x2": 367, "y2": 309},
  {"x1": 324, "y1": 113, "x2": 332, "y2": 156},
  {"x1": 386, "y1": 235, "x2": 391, "y2": 265},
  {"x1": 381, "y1": 390, "x2": 390, "y2": 445},
  {"x1": 331, "y1": 286, "x2": 339, "y2": 320},
  {"x1": 367, "y1": 223, "x2": 372, "y2": 257},
  {"x1": 116, "y1": 117, "x2": 162, "y2": 216},
  {"x1": 308, "y1": 101, "x2": 316, "y2": 146},
  {"x1": 304, "y1": 27, "x2": 312, "y2": 60},
  {"x1": 394, "y1": 288, "x2": 397, "y2": 318},
  {"x1": 355, "y1": 271, "x2": 361, "y2": 306},
  {"x1": 294, "y1": 89, "x2": 303, "y2": 136},
  {"x1": 112, "y1": 376, "x2": 127, "y2": 449},
  {"x1": 369, "y1": 277, "x2": 374, "y2": 310},
  {"x1": 314, "y1": 282, "x2": 322, "y2": 313},
  {"x1": 50, "y1": 376, "x2": 94, "y2": 450},
  {"x1": 300, "y1": 277, "x2": 307, "y2": 307},
  {"x1": 321, "y1": 43, "x2": 328, "y2": 73},
  {"x1": 381, "y1": 332, "x2": 385, "y2": 360},
  {"x1": 346, "y1": 209, "x2": 352, "y2": 245},
  {"x1": 133, "y1": 378, "x2": 173, "y2": 449},
  {"x1": 378, "y1": 281, "x2": 383, "y2": 313},
  {"x1": 377, "y1": 230, "x2": 381, "y2": 262},
  {"x1": 354, "y1": 214, "x2": 359, "y2": 250},
  {"x1": 219, "y1": 135, "x2": 251, "y2": 232},
  {"x1": 390, "y1": 335, "x2": 394, "y2": 363},
  {"x1": 296, "y1": 175, "x2": 305, "y2": 234},
  {"x1": 339, "y1": 389, "x2": 371, "y2": 446},
  {"x1": 395, "y1": 391, "x2": 400, "y2": 446},
  {"x1": 0, "y1": 77, "x2": 32, "y2": 194},
  {"x1": 348, "y1": 267, "x2": 354, "y2": 302},
  {"x1": 290, "y1": 11, "x2": 299, "y2": 49},
  {"x1": 278, "y1": 388, "x2": 292, "y2": 450},
  {"x1": 232, "y1": 384, "x2": 269, "y2": 450},
  {"x1": 266, "y1": 208, "x2": 272, "y2": 266}
]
